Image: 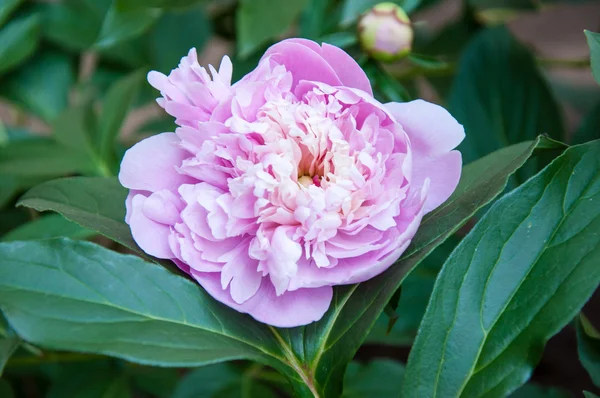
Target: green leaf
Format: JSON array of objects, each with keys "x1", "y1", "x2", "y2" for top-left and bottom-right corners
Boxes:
[
  {"x1": 572, "y1": 101, "x2": 600, "y2": 145},
  {"x1": 0, "y1": 379, "x2": 14, "y2": 398},
  {"x1": 129, "y1": 366, "x2": 179, "y2": 398},
  {"x1": 1, "y1": 50, "x2": 75, "y2": 121},
  {"x1": 0, "y1": 314, "x2": 19, "y2": 375},
  {"x1": 577, "y1": 313, "x2": 600, "y2": 388},
  {"x1": 510, "y1": 383, "x2": 570, "y2": 398},
  {"x1": 584, "y1": 392, "x2": 600, "y2": 398},
  {"x1": 0, "y1": 0, "x2": 21, "y2": 27},
  {"x1": 367, "y1": 237, "x2": 460, "y2": 345},
  {"x1": 299, "y1": 0, "x2": 331, "y2": 39},
  {"x1": 342, "y1": 360, "x2": 405, "y2": 398},
  {"x1": 17, "y1": 177, "x2": 136, "y2": 252},
  {"x1": 97, "y1": 70, "x2": 145, "y2": 167},
  {"x1": 52, "y1": 103, "x2": 97, "y2": 157},
  {"x1": 585, "y1": 30, "x2": 600, "y2": 86},
  {"x1": 47, "y1": 362, "x2": 131, "y2": 398},
  {"x1": 2, "y1": 214, "x2": 95, "y2": 242},
  {"x1": 271, "y1": 136, "x2": 565, "y2": 397},
  {"x1": 38, "y1": 0, "x2": 104, "y2": 51},
  {"x1": 0, "y1": 139, "x2": 95, "y2": 177},
  {"x1": 116, "y1": 0, "x2": 206, "y2": 9},
  {"x1": 0, "y1": 239, "x2": 285, "y2": 369},
  {"x1": 449, "y1": 27, "x2": 563, "y2": 166},
  {"x1": 95, "y1": 4, "x2": 161, "y2": 49},
  {"x1": 146, "y1": 7, "x2": 211, "y2": 74},
  {"x1": 171, "y1": 364, "x2": 239, "y2": 398},
  {"x1": 237, "y1": 0, "x2": 309, "y2": 57},
  {"x1": 0, "y1": 13, "x2": 40, "y2": 75},
  {"x1": 403, "y1": 140, "x2": 600, "y2": 398}
]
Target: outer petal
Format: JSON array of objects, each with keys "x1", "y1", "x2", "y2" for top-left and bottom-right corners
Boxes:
[
  {"x1": 129, "y1": 194, "x2": 174, "y2": 259},
  {"x1": 119, "y1": 133, "x2": 194, "y2": 192},
  {"x1": 283, "y1": 39, "x2": 373, "y2": 95},
  {"x1": 321, "y1": 43, "x2": 373, "y2": 95},
  {"x1": 386, "y1": 100, "x2": 464, "y2": 213},
  {"x1": 261, "y1": 41, "x2": 342, "y2": 91},
  {"x1": 192, "y1": 272, "x2": 333, "y2": 327},
  {"x1": 385, "y1": 100, "x2": 465, "y2": 156},
  {"x1": 412, "y1": 150, "x2": 462, "y2": 213}
]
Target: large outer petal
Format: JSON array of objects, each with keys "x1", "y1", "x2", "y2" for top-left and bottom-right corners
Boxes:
[
  {"x1": 386, "y1": 100, "x2": 464, "y2": 213},
  {"x1": 192, "y1": 272, "x2": 333, "y2": 328},
  {"x1": 278, "y1": 38, "x2": 373, "y2": 95},
  {"x1": 119, "y1": 133, "x2": 194, "y2": 192}
]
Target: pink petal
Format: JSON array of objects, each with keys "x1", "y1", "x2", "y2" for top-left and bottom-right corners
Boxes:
[
  {"x1": 321, "y1": 43, "x2": 373, "y2": 95},
  {"x1": 129, "y1": 194, "x2": 174, "y2": 259},
  {"x1": 386, "y1": 100, "x2": 465, "y2": 213},
  {"x1": 413, "y1": 150, "x2": 462, "y2": 213},
  {"x1": 220, "y1": 249, "x2": 262, "y2": 304},
  {"x1": 262, "y1": 41, "x2": 342, "y2": 92},
  {"x1": 119, "y1": 133, "x2": 194, "y2": 192},
  {"x1": 278, "y1": 39, "x2": 373, "y2": 95},
  {"x1": 385, "y1": 100, "x2": 465, "y2": 156},
  {"x1": 192, "y1": 271, "x2": 333, "y2": 327}
]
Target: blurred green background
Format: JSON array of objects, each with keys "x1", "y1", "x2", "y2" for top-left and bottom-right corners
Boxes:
[{"x1": 0, "y1": 0, "x2": 599, "y2": 397}]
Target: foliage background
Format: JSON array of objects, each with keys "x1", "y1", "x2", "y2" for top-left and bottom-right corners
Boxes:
[{"x1": 0, "y1": 0, "x2": 600, "y2": 397}]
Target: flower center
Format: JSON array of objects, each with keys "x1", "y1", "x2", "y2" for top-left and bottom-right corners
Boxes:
[{"x1": 298, "y1": 175, "x2": 321, "y2": 188}]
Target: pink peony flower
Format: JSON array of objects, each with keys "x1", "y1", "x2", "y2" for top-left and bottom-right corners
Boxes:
[{"x1": 118, "y1": 38, "x2": 464, "y2": 327}]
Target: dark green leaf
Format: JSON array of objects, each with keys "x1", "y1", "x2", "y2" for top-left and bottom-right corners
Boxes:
[
  {"x1": 367, "y1": 236, "x2": 460, "y2": 345},
  {"x1": 0, "y1": 139, "x2": 95, "y2": 177},
  {"x1": 343, "y1": 360, "x2": 404, "y2": 398},
  {"x1": 577, "y1": 313, "x2": 600, "y2": 388},
  {"x1": 97, "y1": 70, "x2": 145, "y2": 166},
  {"x1": 236, "y1": 0, "x2": 309, "y2": 57},
  {"x1": 584, "y1": 392, "x2": 600, "y2": 398},
  {"x1": 572, "y1": 100, "x2": 600, "y2": 145},
  {"x1": 0, "y1": 0, "x2": 21, "y2": 27},
  {"x1": 1, "y1": 50, "x2": 75, "y2": 121},
  {"x1": 403, "y1": 140, "x2": 600, "y2": 397},
  {"x1": 171, "y1": 364, "x2": 238, "y2": 398},
  {"x1": 47, "y1": 362, "x2": 131, "y2": 398},
  {"x1": 0, "y1": 314, "x2": 19, "y2": 375},
  {"x1": 510, "y1": 384, "x2": 570, "y2": 398},
  {"x1": 449, "y1": 27, "x2": 563, "y2": 165},
  {"x1": 129, "y1": 366, "x2": 179, "y2": 398},
  {"x1": 408, "y1": 53, "x2": 449, "y2": 70},
  {"x1": 299, "y1": 0, "x2": 331, "y2": 39},
  {"x1": 0, "y1": 13, "x2": 40, "y2": 75},
  {"x1": 146, "y1": 7, "x2": 211, "y2": 74},
  {"x1": 0, "y1": 379, "x2": 14, "y2": 398},
  {"x1": 116, "y1": 0, "x2": 206, "y2": 9},
  {"x1": 271, "y1": 137, "x2": 565, "y2": 397},
  {"x1": 95, "y1": 4, "x2": 161, "y2": 49},
  {"x1": 1, "y1": 214, "x2": 95, "y2": 242},
  {"x1": 52, "y1": 104, "x2": 97, "y2": 157},
  {"x1": 38, "y1": 0, "x2": 104, "y2": 51},
  {"x1": 585, "y1": 30, "x2": 600, "y2": 86},
  {"x1": 17, "y1": 177, "x2": 135, "y2": 251},
  {"x1": 0, "y1": 239, "x2": 285, "y2": 369}
]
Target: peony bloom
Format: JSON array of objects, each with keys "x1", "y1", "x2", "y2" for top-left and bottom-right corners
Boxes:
[{"x1": 118, "y1": 38, "x2": 464, "y2": 327}]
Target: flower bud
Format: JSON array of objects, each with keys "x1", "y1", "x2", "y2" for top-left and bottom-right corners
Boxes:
[{"x1": 358, "y1": 2, "x2": 413, "y2": 62}]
